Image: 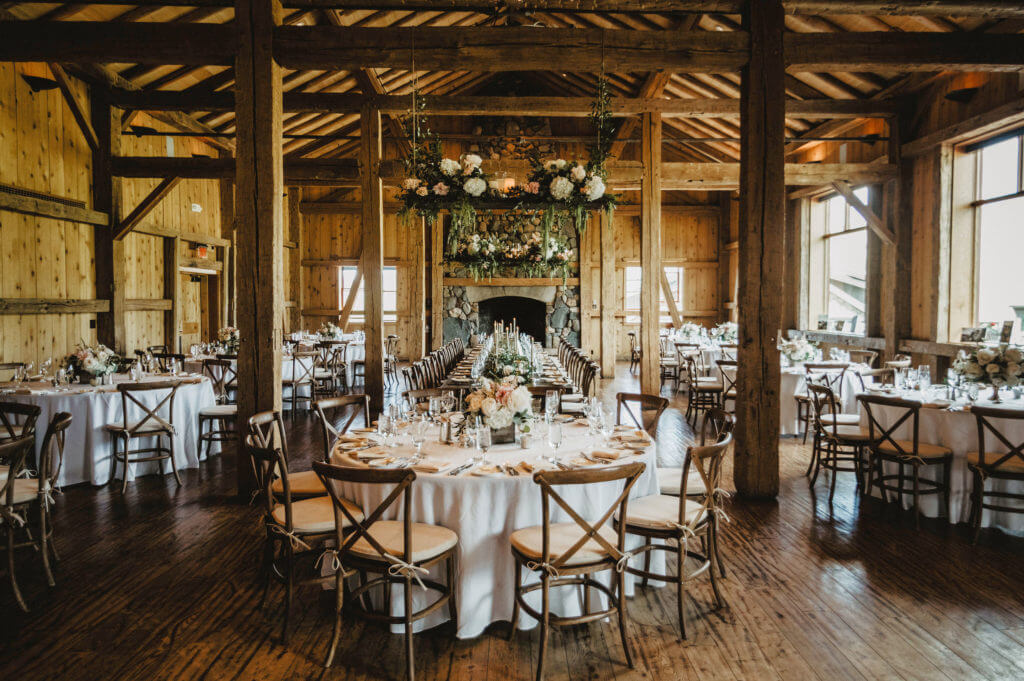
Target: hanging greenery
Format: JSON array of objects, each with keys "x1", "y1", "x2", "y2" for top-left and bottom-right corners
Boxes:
[{"x1": 447, "y1": 217, "x2": 575, "y2": 282}]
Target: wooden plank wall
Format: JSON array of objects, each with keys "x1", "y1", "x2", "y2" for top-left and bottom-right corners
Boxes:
[
  {"x1": 579, "y1": 203, "x2": 724, "y2": 361},
  {"x1": 0, "y1": 62, "x2": 224, "y2": 364}
]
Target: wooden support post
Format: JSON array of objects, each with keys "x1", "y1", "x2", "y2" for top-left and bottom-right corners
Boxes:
[
  {"x1": 286, "y1": 186, "x2": 302, "y2": 332},
  {"x1": 640, "y1": 111, "x2": 662, "y2": 396},
  {"x1": 735, "y1": 0, "x2": 784, "y2": 499},
  {"x1": 599, "y1": 210, "x2": 616, "y2": 378},
  {"x1": 91, "y1": 90, "x2": 126, "y2": 354},
  {"x1": 164, "y1": 237, "x2": 181, "y2": 351},
  {"x1": 883, "y1": 109, "x2": 914, "y2": 362},
  {"x1": 409, "y1": 217, "x2": 426, "y2": 360},
  {"x1": 782, "y1": 196, "x2": 801, "y2": 331},
  {"x1": 430, "y1": 218, "x2": 444, "y2": 350},
  {"x1": 360, "y1": 105, "x2": 385, "y2": 414},
  {"x1": 217, "y1": 154, "x2": 235, "y2": 327},
  {"x1": 234, "y1": 0, "x2": 284, "y2": 495}
]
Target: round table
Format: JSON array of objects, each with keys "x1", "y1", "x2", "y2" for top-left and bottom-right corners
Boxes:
[
  {"x1": 328, "y1": 422, "x2": 661, "y2": 639},
  {"x1": 2, "y1": 374, "x2": 217, "y2": 487},
  {"x1": 860, "y1": 392, "x2": 1024, "y2": 536}
]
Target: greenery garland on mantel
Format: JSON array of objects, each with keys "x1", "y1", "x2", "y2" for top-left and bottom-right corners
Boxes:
[{"x1": 398, "y1": 78, "x2": 617, "y2": 278}]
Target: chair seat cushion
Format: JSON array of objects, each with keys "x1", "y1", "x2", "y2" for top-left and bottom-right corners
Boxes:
[
  {"x1": 0, "y1": 425, "x2": 27, "y2": 439},
  {"x1": 617, "y1": 495, "x2": 708, "y2": 531},
  {"x1": 0, "y1": 465, "x2": 7, "y2": 483},
  {"x1": 820, "y1": 413, "x2": 860, "y2": 426},
  {"x1": 349, "y1": 520, "x2": 458, "y2": 563},
  {"x1": 6, "y1": 477, "x2": 44, "y2": 505},
  {"x1": 966, "y1": 451, "x2": 1024, "y2": 473},
  {"x1": 877, "y1": 439, "x2": 952, "y2": 459},
  {"x1": 657, "y1": 467, "x2": 707, "y2": 496},
  {"x1": 200, "y1": 404, "x2": 237, "y2": 418},
  {"x1": 271, "y1": 495, "x2": 363, "y2": 535},
  {"x1": 692, "y1": 380, "x2": 723, "y2": 392},
  {"x1": 832, "y1": 427, "x2": 873, "y2": 442},
  {"x1": 104, "y1": 421, "x2": 172, "y2": 435},
  {"x1": 314, "y1": 369, "x2": 334, "y2": 379},
  {"x1": 510, "y1": 522, "x2": 618, "y2": 566},
  {"x1": 272, "y1": 469, "x2": 328, "y2": 497}
]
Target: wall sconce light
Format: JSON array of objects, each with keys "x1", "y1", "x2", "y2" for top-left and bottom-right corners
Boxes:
[
  {"x1": 944, "y1": 73, "x2": 984, "y2": 104},
  {"x1": 20, "y1": 74, "x2": 58, "y2": 93},
  {"x1": 189, "y1": 242, "x2": 210, "y2": 259}
]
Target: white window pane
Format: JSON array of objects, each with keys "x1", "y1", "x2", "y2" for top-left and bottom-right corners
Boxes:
[
  {"x1": 383, "y1": 267, "x2": 397, "y2": 290},
  {"x1": 853, "y1": 186, "x2": 869, "y2": 204},
  {"x1": 977, "y1": 196, "x2": 1024, "y2": 332},
  {"x1": 383, "y1": 291, "x2": 397, "y2": 310},
  {"x1": 980, "y1": 138, "x2": 1020, "y2": 200},
  {"x1": 827, "y1": 230, "x2": 867, "y2": 334},
  {"x1": 827, "y1": 195, "x2": 846, "y2": 234}
]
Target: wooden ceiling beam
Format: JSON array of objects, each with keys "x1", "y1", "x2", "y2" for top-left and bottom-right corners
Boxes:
[
  {"x1": 786, "y1": 32, "x2": 1024, "y2": 73},
  {"x1": 785, "y1": 1, "x2": 1024, "y2": 18},
  {"x1": 108, "y1": 89, "x2": 900, "y2": 119},
  {"x1": 111, "y1": 155, "x2": 361, "y2": 184}
]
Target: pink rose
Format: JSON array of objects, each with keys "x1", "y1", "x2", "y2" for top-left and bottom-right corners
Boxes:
[
  {"x1": 416, "y1": 186, "x2": 428, "y2": 196},
  {"x1": 432, "y1": 182, "x2": 449, "y2": 196},
  {"x1": 526, "y1": 182, "x2": 540, "y2": 194}
]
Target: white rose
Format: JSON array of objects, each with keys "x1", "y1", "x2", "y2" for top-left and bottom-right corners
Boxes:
[
  {"x1": 976, "y1": 348, "x2": 997, "y2": 365},
  {"x1": 440, "y1": 158, "x2": 461, "y2": 176},
  {"x1": 462, "y1": 153, "x2": 482, "y2": 170},
  {"x1": 544, "y1": 160, "x2": 558, "y2": 171},
  {"x1": 487, "y1": 409, "x2": 513, "y2": 430},
  {"x1": 584, "y1": 176, "x2": 606, "y2": 201},
  {"x1": 1006, "y1": 362, "x2": 1021, "y2": 377},
  {"x1": 481, "y1": 397, "x2": 498, "y2": 417},
  {"x1": 502, "y1": 366, "x2": 513, "y2": 376},
  {"x1": 509, "y1": 387, "x2": 532, "y2": 413},
  {"x1": 966, "y1": 363, "x2": 985, "y2": 378},
  {"x1": 402, "y1": 178, "x2": 421, "y2": 190},
  {"x1": 554, "y1": 159, "x2": 567, "y2": 169},
  {"x1": 464, "y1": 177, "x2": 487, "y2": 197},
  {"x1": 570, "y1": 164, "x2": 587, "y2": 182},
  {"x1": 550, "y1": 176, "x2": 574, "y2": 200},
  {"x1": 986, "y1": 363, "x2": 1001, "y2": 375},
  {"x1": 1005, "y1": 347, "x2": 1022, "y2": 364}
]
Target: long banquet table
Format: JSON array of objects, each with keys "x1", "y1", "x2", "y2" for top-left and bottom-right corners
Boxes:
[
  {"x1": 859, "y1": 391, "x2": 1024, "y2": 535},
  {"x1": 329, "y1": 422, "x2": 661, "y2": 639},
  {"x1": 3, "y1": 374, "x2": 217, "y2": 487}
]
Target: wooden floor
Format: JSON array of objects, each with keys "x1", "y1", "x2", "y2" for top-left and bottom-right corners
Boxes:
[{"x1": 2, "y1": 364, "x2": 1023, "y2": 681}]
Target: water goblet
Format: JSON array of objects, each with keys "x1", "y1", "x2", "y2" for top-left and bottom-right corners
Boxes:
[
  {"x1": 546, "y1": 422, "x2": 563, "y2": 465},
  {"x1": 475, "y1": 425, "x2": 491, "y2": 461},
  {"x1": 428, "y1": 396, "x2": 442, "y2": 421},
  {"x1": 545, "y1": 390, "x2": 559, "y2": 421},
  {"x1": 442, "y1": 390, "x2": 456, "y2": 415},
  {"x1": 411, "y1": 417, "x2": 428, "y2": 459}
]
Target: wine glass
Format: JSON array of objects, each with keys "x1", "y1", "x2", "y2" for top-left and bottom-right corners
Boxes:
[
  {"x1": 441, "y1": 390, "x2": 456, "y2": 415},
  {"x1": 24, "y1": 362, "x2": 34, "y2": 380},
  {"x1": 545, "y1": 390, "x2": 559, "y2": 421},
  {"x1": 546, "y1": 422, "x2": 563, "y2": 463},
  {"x1": 475, "y1": 425, "x2": 491, "y2": 462},
  {"x1": 411, "y1": 416, "x2": 428, "y2": 459},
  {"x1": 428, "y1": 396, "x2": 442, "y2": 421}
]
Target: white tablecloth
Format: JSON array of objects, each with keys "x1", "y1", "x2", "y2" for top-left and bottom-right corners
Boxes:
[
  {"x1": 4, "y1": 375, "x2": 217, "y2": 487},
  {"x1": 861, "y1": 394, "x2": 1024, "y2": 535},
  {"x1": 329, "y1": 423, "x2": 660, "y2": 639},
  {"x1": 778, "y1": 366, "x2": 865, "y2": 436}
]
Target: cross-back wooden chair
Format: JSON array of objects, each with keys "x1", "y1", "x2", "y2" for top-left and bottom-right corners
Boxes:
[
  {"x1": 248, "y1": 438, "x2": 360, "y2": 643},
  {"x1": 716, "y1": 359, "x2": 738, "y2": 413},
  {"x1": 104, "y1": 381, "x2": 182, "y2": 493},
  {"x1": 248, "y1": 410, "x2": 326, "y2": 500},
  {"x1": 312, "y1": 461, "x2": 458, "y2": 679},
  {"x1": 284, "y1": 350, "x2": 318, "y2": 414},
  {"x1": 509, "y1": 462, "x2": 645, "y2": 681},
  {"x1": 0, "y1": 434, "x2": 37, "y2": 611},
  {"x1": 807, "y1": 383, "x2": 871, "y2": 502},
  {"x1": 718, "y1": 343, "x2": 738, "y2": 361},
  {"x1": 616, "y1": 434, "x2": 731, "y2": 639},
  {"x1": 615, "y1": 392, "x2": 669, "y2": 436},
  {"x1": 151, "y1": 351, "x2": 185, "y2": 373},
  {"x1": 314, "y1": 395, "x2": 371, "y2": 461},
  {"x1": 0, "y1": 401, "x2": 41, "y2": 444},
  {"x1": 315, "y1": 340, "x2": 349, "y2": 396},
  {"x1": 202, "y1": 358, "x2": 237, "y2": 404},
  {"x1": 683, "y1": 355, "x2": 722, "y2": 426},
  {"x1": 968, "y1": 406, "x2": 1024, "y2": 542},
  {"x1": 0, "y1": 362, "x2": 25, "y2": 381},
  {"x1": 795, "y1": 362, "x2": 849, "y2": 445},
  {"x1": 858, "y1": 394, "x2": 952, "y2": 527},
  {"x1": 402, "y1": 387, "x2": 447, "y2": 413},
  {"x1": 627, "y1": 332, "x2": 641, "y2": 374},
  {"x1": 197, "y1": 358, "x2": 239, "y2": 461},
  {"x1": 848, "y1": 349, "x2": 878, "y2": 367},
  {"x1": 384, "y1": 335, "x2": 400, "y2": 387},
  {"x1": 885, "y1": 353, "x2": 912, "y2": 369}
]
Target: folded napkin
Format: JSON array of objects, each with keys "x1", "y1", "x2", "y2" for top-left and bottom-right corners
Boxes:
[
  {"x1": 516, "y1": 461, "x2": 534, "y2": 474},
  {"x1": 412, "y1": 460, "x2": 450, "y2": 474},
  {"x1": 591, "y1": 449, "x2": 622, "y2": 461},
  {"x1": 569, "y1": 457, "x2": 600, "y2": 467},
  {"x1": 613, "y1": 425, "x2": 632, "y2": 432},
  {"x1": 339, "y1": 433, "x2": 369, "y2": 443},
  {"x1": 355, "y1": 446, "x2": 388, "y2": 459},
  {"x1": 471, "y1": 463, "x2": 504, "y2": 477},
  {"x1": 351, "y1": 427, "x2": 376, "y2": 434}
]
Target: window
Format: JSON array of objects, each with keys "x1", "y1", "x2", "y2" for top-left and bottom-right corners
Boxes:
[
  {"x1": 820, "y1": 188, "x2": 869, "y2": 334},
  {"x1": 973, "y1": 132, "x2": 1024, "y2": 338},
  {"x1": 338, "y1": 266, "x2": 398, "y2": 323},
  {"x1": 623, "y1": 265, "x2": 684, "y2": 325}
]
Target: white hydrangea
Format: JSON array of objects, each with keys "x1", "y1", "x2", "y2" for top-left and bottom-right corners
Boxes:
[
  {"x1": 440, "y1": 158, "x2": 461, "y2": 176},
  {"x1": 462, "y1": 153, "x2": 483, "y2": 170},
  {"x1": 487, "y1": 409, "x2": 513, "y2": 430},
  {"x1": 570, "y1": 164, "x2": 587, "y2": 182},
  {"x1": 402, "y1": 177, "x2": 421, "y2": 190},
  {"x1": 480, "y1": 397, "x2": 498, "y2": 417},
  {"x1": 583, "y1": 176, "x2": 606, "y2": 201},
  {"x1": 509, "y1": 386, "x2": 532, "y2": 413},
  {"x1": 464, "y1": 177, "x2": 488, "y2": 197},
  {"x1": 550, "y1": 176, "x2": 574, "y2": 200}
]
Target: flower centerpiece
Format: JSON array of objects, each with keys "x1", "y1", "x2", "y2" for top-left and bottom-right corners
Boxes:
[
  {"x1": 464, "y1": 377, "x2": 534, "y2": 443},
  {"x1": 778, "y1": 337, "x2": 817, "y2": 366},
  {"x1": 317, "y1": 321, "x2": 343, "y2": 340},
  {"x1": 710, "y1": 321, "x2": 738, "y2": 343},
  {"x1": 398, "y1": 147, "x2": 490, "y2": 237},
  {"x1": 678, "y1": 321, "x2": 703, "y2": 341},
  {"x1": 953, "y1": 344, "x2": 1022, "y2": 401},
  {"x1": 66, "y1": 343, "x2": 119, "y2": 385},
  {"x1": 483, "y1": 347, "x2": 534, "y2": 384},
  {"x1": 217, "y1": 326, "x2": 239, "y2": 354}
]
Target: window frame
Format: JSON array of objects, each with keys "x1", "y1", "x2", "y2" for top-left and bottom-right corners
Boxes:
[{"x1": 337, "y1": 265, "x2": 400, "y2": 323}]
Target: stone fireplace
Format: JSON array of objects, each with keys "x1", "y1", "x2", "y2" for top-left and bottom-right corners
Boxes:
[{"x1": 442, "y1": 283, "x2": 580, "y2": 348}]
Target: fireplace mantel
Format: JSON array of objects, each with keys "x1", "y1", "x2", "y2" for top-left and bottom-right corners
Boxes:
[{"x1": 443, "y1": 277, "x2": 580, "y2": 287}]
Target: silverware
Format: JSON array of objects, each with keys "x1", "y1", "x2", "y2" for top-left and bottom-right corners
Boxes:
[{"x1": 447, "y1": 461, "x2": 476, "y2": 476}]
